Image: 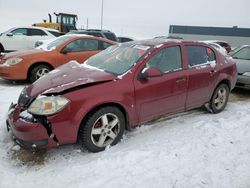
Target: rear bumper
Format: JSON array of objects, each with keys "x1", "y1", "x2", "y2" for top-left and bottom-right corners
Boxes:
[{"x1": 236, "y1": 75, "x2": 250, "y2": 89}]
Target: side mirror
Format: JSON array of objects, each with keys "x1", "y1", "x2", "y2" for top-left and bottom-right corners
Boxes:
[
  {"x1": 7, "y1": 33, "x2": 13, "y2": 37},
  {"x1": 138, "y1": 67, "x2": 162, "y2": 80}
]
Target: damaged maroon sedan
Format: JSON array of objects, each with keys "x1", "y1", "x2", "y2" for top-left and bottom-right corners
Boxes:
[{"x1": 7, "y1": 39, "x2": 237, "y2": 152}]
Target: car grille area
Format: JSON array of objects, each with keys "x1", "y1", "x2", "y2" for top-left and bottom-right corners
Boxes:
[{"x1": 18, "y1": 89, "x2": 35, "y2": 110}]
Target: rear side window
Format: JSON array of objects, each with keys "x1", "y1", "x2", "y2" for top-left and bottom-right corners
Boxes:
[
  {"x1": 147, "y1": 46, "x2": 182, "y2": 73},
  {"x1": 186, "y1": 45, "x2": 215, "y2": 67},
  {"x1": 103, "y1": 32, "x2": 117, "y2": 41},
  {"x1": 28, "y1": 29, "x2": 47, "y2": 36},
  {"x1": 88, "y1": 32, "x2": 103, "y2": 38},
  {"x1": 48, "y1": 31, "x2": 61, "y2": 37}
]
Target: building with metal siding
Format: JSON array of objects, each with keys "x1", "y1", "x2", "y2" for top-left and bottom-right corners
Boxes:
[{"x1": 168, "y1": 25, "x2": 250, "y2": 47}]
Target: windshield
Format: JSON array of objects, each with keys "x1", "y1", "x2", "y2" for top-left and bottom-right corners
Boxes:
[
  {"x1": 85, "y1": 43, "x2": 151, "y2": 75},
  {"x1": 46, "y1": 35, "x2": 72, "y2": 50}
]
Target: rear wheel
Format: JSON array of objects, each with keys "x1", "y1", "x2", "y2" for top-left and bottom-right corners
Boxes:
[
  {"x1": 30, "y1": 64, "x2": 52, "y2": 83},
  {"x1": 79, "y1": 106, "x2": 125, "y2": 152},
  {"x1": 210, "y1": 84, "x2": 229, "y2": 113}
]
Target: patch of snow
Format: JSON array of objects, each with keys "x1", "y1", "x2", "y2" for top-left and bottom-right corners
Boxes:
[
  {"x1": 209, "y1": 60, "x2": 216, "y2": 68},
  {"x1": 11, "y1": 145, "x2": 21, "y2": 151},
  {"x1": 117, "y1": 70, "x2": 132, "y2": 79},
  {"x1": 154, "y1": 44, "x2": 164, "y2": 48},
  {"x1": 19, "y1": 110, "x2": 33, "y2": 119},
  {"x1": 81, "y1": 63, "x2": 104, "y2": 72},
  {"x1": 48, "y1": 69, "x2": 60, "y2": 74},
  {"x1": 0, "y1": 78, "x2": 250, "y2": 188}
]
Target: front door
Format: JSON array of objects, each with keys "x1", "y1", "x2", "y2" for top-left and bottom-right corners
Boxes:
[
  {"x1": 134, "y1": 45, "x2": 187, "y2": 123},
  {"x1": 5, "y1": 28, "x2": 29, "y2": 51}
]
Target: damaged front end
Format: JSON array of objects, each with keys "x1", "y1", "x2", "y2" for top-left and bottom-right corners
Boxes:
[{"x1": 7, "y1": 88, "x2": 67, "y2": 150}]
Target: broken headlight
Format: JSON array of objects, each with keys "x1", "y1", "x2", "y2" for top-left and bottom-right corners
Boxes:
[{"x1": 28, "y1": 96, "x2": 70, "y2": 116}]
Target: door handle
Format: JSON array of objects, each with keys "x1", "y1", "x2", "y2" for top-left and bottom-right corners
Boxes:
[
  {"x1": 210, "y1": 70, "x2": 216, "y2": 76},
  {"x1": 176, "y1": 77, "x2": 186, "y2": 83}
]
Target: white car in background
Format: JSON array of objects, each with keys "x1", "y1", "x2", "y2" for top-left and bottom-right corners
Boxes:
[
  {"x1": 0, "y1": 26, "x2": 60, "y2": 53},
  {"x1": 202, "y1": 41, "x2": 228, "y2": 56}
]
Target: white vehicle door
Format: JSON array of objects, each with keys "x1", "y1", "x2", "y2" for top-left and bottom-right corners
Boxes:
[
  {"x1": 3, "y1": 28, "x2": 29, "y2": 51},
  {"x1": 26, "y1": 28, "x2": 51, "y2": 49}
]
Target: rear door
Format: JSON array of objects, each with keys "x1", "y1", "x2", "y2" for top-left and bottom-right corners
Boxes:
[
  {"x1": 184, "y1": 45, "x2": 217, "y2": 109},
  {"x1": 27, "y1": 28, "x2": 50, "y2": 49},
  {"x1": 134, "y1": 45, "x2": 188, "y2": 123}
]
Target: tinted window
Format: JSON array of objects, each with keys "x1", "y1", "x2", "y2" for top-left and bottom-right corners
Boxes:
[
  {"x1": 147, "y1": 46, "x2": 182, "y2": 73},
  {"x1": 233, "y1": 47, "x2": 250, "y2": 60},
  {"x1": 217, "y1": 42, "x2": 229, "y2": 48},
  {"x1": 118, "y1": 37, "x2": 133, "y2": 43},
  {"x1": 103, "y1": 33, "x2": 117, "y2": 41},
  {"x1": 101, "y1": 42, "x2": 112, "y2": 50},
  {"x1": 48, "y1": 31, "x2": 61, "y2": 37},
  {"x1": 11, "y1": 28, "x2": 27, "y2": 36},
  {"x1": 88, "y1": 32, "x2": 103, "y2": 38},
  {"x1": 28, "y1": 29, "x2": 47, "y2": 36},
  {"x1": 186, "y1": 45, "x2": 215, "y2": 67},
  {"x1": 65, "y1": 39, "x2": 99, "y2": 52}
]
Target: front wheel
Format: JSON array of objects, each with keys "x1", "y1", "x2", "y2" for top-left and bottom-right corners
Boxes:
[
  {"x1": 30, "y1": 64, "x2": 52, "y2": 83},
  {"x1": 210, "y1": 84, "x2": 229, "y2": 113},
  {"x1": 79, "y1": 106, "x2": 125, "y2": 152}
]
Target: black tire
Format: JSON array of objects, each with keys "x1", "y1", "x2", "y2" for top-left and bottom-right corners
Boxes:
[
  {"x1": 79, "y1": 106, "x2": 125, "y2": 153},
  {"x1": 30, "y1": 64, "x2": 52, "y2": 83},
  {"x1": 0, "y1": 44, "x2": 4, "y2": 54},
  {"x1": 210, "y1": 84, "x2": 229, "y2": 113}
]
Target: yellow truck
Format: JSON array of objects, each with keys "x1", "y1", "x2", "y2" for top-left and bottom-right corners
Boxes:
[{"x1": 33, "y1": 13, "x2": 77, "y2": 34}]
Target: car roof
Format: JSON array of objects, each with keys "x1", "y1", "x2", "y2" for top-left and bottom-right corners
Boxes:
[
  {"x1": 127, "y1": 38, "x2": 206, "y2": 47},
  {"x1": 60, "y1": 34, "x2": 116, "y2": 43},
  {"x1": 203, "y1": 40, "x2": 229, "y2": 44},
  {"x1": 11, "y1": 26, "x2": 60, "y2": 32}
]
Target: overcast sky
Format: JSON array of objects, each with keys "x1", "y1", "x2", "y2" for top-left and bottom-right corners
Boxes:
[{"x1": 0, "y1": 0, "x2": 249, "y2": 39}]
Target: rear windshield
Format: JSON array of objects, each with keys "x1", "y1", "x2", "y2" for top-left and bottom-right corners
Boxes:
[{"x1": 47, "y1": 35, "x2": 72, "y2": 50}]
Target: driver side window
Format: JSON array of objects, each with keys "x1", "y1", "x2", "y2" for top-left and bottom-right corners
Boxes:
[
  {"x1": 147, "y1": 46, "x2": 182, "y2": 73},
  {"x1": 11, "y1": 28, "x2": 28, "y2": 36}
]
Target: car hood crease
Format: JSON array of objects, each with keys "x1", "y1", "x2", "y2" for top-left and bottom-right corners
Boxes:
[{"x1": 26, "y1": 61, "x2": 116, "y2": 96}]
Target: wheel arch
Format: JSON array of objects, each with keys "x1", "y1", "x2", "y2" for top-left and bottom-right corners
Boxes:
[
  {"x1": 27, "y1": 62, "x2": 54, "y2": 79},
  {"x1": 77, "y1": 102, "x2": 130, "y2": 139},
  {"x1": 215, "y1": 79, "x2": 231, "y2": 91},
  {"x1": 210, "y1": 79, "x2": 231, "y2": 103}
]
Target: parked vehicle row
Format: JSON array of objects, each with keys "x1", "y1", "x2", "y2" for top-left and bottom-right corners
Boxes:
[
  {"x1": 6, "y1": 39, "x2": 237, "y2": 152},
  {"x1": 0, "y1": 35, "x2": 115, "y2": 82},
  {"x1": 0, "y1": 26, "x2": 61, "y2": 53}
]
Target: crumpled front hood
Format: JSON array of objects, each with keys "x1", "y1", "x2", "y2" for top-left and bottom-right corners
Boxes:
[
  {"x1": 1, "y1": 49, "x2": 45, "y2": 60},
  {"x1": 26, "y1": 61, "x2": 116, "y2": 97}
]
